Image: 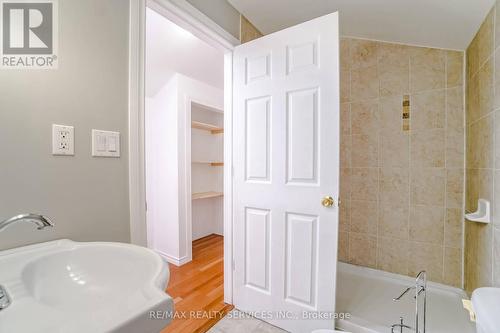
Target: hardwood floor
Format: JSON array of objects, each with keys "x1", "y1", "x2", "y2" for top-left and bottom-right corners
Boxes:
[{"x1": 161, "y1": 234, "x2": 233, "y2": 333}]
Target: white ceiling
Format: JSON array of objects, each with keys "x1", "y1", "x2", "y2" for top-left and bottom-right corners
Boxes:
[
  {"x1": 227, "y1": 0, "x2": 495, "y2": 50},
  {"x1": 146, "y1": 8, "x2": 224, "y2": 97}
]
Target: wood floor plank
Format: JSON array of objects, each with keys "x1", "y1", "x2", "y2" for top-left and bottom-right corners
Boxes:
[{"x1": 161, "y1": 234, "x2": 232, "y2": 333}]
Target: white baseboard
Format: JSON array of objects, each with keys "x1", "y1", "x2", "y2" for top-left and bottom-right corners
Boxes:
[{"x1": 155, "y1": 250, "x2": 191, "y2": 266}]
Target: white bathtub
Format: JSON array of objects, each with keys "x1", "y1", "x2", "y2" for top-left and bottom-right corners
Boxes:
[{"x1": 335, "y1": 262, "x2": 475, "y2": 333}]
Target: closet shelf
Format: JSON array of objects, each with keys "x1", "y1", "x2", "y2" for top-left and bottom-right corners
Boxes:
[
  {"x1": 192, "y1": 161, "x2": 224, "y2": 166},
  {"x1": 192, "y1": 191, "x2": 223, "y2": 200},
  {"x1": 192, "y1": 121, "x2": 223, "y2": 134}
]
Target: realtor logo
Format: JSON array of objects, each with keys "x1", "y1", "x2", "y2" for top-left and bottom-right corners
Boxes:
[{"x1": 1, "y1": 0, "x2": 58, "y2": 69}]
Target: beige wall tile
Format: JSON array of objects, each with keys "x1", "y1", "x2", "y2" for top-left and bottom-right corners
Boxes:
[
  {"x1": 351, "y1": 101, "x2": 379, "y2": 135},
  {"x1": 495, "y1": 111, "x2": 500, "y2": 168},
  {"x1": 349, "y1": 232, "x2": 377, "y2": 268},
  {"x1": 380, "y1": 167, "x2": 409, "y2": 205},
  {"x1": 377, "y1": 238, "x2": 409, "y2": 275},
  {"x1": 410, "y1": 47, "x2": 446, "y2": 93},
  {"x1": 446, "y1": 51, "x2": 464, "y2": 88},
  {"x1": 494, "y1": 227, "x2": 500, "y2": 287},
  {"x1": 477, "y1": 58, "x2": 494, "y2": 118},
  {"x1": 467, "y1": 114, "x2": 494, "y2": 169},
  {"x1": 409, "y1": 205, "x2": 445, "y2": 245},
  {"x1": 411, "y1": 168, "x2": 446, "y2": 206},
  {"x1": 379, "y1": 95, "x2": 403, "y2": 133},
  {"x1": 410, "y1": 129, "x2": 445, "y2": 168},
  {"x1": 446, "y1": 131, "x2": 465, "y2": 168},
  {"x1": 446, "y1": 87, "x2": 465, "y2": 133},
  {"x1": 445, "y1": 208, "x2": 463, "y2": 248},
  {"x1": 378, "y1": 204, "x2": 409, "y2": 240},
  {"x1": 494, "y1": 170, "x2": 500, "y2": 227},
  {"x1": 496, "y1": 4, "x2": 500, "y2": 49},
  {"x1": 467, "y1": 34, "x2": 479, "y2": 79},
  {"x1": 340, "y1": 135, "x2": 351, "y2": 168},
  {"x1": 495, "y1": 49, "x2": 500, "y2": 109},
  {"x1": 339, "y1": 199, "x2": 350, "y2": 233},
  {"x1": 340, "y1": 103, "x2": 351, "y2": 137},
  {"x1": 340, "y1": 167, "x2": 351, "y2": 199},
  {"x1": 350, "y1": 39, "x2": 378, "y2": 69},
  {"x1": 446, "y1": 168, "x2": 464, "y2": 209},
  {"x1": 467, "y1": 73, "x2": 480, "y2": 124},
  {"x1": 338, "y1": 231, "x2": 349, "y2": 262},
  {"x1": 478, "y1": 168, "x2": 494, "y2": 206},
  {"x1": 351, "y1": 168, "x2": 379, "y2": 201},
  {"x1": 477, "y1": 224, "x2": 493, "y2": 287},
  {"x1": 466, "y1": 168, "x2": 493, "y2": 213},
  {"x1": 444, "y1": 247, "x2": 462, "y2": 288},
  {"x1": 466, "y1": 168, "x2": 479, "y2": 212},
  {"x1": 351, "y1": 65, "x2": 379, "y2": 102},
  {"x1": 352, "y1": 134, "x2": 378, "y2": 167},
  {"x1": 379, "y1": 133, "x2": 409, "y2": 168},
  {"x1": 350, "y1": 200, "x2": 378, "y2": 235},
  {"x1": 464, "y1": 222, "x2": 478, "y2": 292},
  {"x1": 340, "y1": 38, "x2": 350, "y2": 71},
  {"x1": 340, "y1": 69, "x2": 350, "y2": 103},
  {"x1": 412, "y1": 89, "x2": 445, "y2": 130},
  {"x1": 477, "y1": 8, "x2": 494, "y2": 67},
  {"x1": 338, "y1": 37, "x2": 464, "y2": 286},
  {"x1": 408, "y1": 242, "x2": 444, "y2": 282},
  {"x1": 378, "y1": 42, "x2": 410, "y2": 97},
  {"x1": 466, "y1": 223, "x2": 494, "y2": 290}
]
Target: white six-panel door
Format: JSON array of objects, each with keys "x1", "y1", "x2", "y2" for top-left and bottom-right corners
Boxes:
[{"x1": 233, "y1": 12, "x2": 340, "y2": 333}]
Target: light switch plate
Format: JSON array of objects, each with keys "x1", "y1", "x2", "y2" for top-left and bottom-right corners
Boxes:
[
  {"x1": 52, "y1": 124, "x2": 74, "y2": 156},
  {"x1": 92, "y1": 130, "x2": 120, "y2": 157}
]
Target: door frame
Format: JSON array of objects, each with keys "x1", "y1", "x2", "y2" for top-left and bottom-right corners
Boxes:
[{"x1": 128, "y1": 0, "x2": 239, "y2": 304}]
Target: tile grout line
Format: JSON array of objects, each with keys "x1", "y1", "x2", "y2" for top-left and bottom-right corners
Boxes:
[
  {"x1": 492, "y1": 6, "x2": 497, "y2": 288},
  {"x1": 444, "y1": 50, "x2": 449, "y2": 284},
  {"x1": 408, "y1": 48, "x2": 412, "y2": 277},
  {"x1": 376, "y1": 42, "x2": 381, "y2": 270}
]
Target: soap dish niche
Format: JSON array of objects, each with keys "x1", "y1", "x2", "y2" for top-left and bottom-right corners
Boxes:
[{"x1": 465, "y1": 199, "x2": 490, "y2": 224}]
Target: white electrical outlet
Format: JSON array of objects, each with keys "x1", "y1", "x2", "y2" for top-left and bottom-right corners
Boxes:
[{"x1": 52, "y1": 124, "x2": 74, "y2": 156}]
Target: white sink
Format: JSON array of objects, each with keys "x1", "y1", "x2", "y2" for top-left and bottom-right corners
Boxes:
[
  {"x1": 0, "y1": 239, "x2": 174, "y2": 333},
  {"x1": 472, "y1": 287, "x2": 500, "y2": 333}
]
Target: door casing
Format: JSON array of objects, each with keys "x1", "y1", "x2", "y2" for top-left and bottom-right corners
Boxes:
[{"x1": 128, "y1": 0, "x2": 239, "y2": 304}]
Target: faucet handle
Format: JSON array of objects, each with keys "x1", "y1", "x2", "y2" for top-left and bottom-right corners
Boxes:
[{"x1": 393, "y1": 286, "x2": 414, "y2": 301}]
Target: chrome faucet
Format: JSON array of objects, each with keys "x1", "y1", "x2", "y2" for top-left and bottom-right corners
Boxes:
[
  {"x1": 392, "y1": 271, "x2": 427, "y2": 333},
  {"x1": 0, "y1": 214, "x2": 54, "y2": 232}
]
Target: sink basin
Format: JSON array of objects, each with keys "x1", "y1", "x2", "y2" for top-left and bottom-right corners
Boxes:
[
  {"x1": 472, "y1": 287, "x2": 500, "y2": 333},
  {"x1": 0, "y1": 239, "x2": 174, "y2": 333}
]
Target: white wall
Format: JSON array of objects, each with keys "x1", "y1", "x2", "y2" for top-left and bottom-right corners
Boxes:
[
  {"x1": 145, "y1": 77, "x2": 180, "y2": 259},
  {"x1": 0, "y1": 0, "x2": 130, "y2": 250},
  {"x1": 146, "y1": 73, "x2": 223, "y2": 264}
]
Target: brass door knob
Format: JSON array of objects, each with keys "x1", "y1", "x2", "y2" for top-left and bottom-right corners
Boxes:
[{"x1": 321, "y1": 196, "x2": 335, "y2": 207}]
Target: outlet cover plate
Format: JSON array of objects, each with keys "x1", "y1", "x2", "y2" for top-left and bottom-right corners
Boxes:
[{"x1": 52, "y1": 124, "x2": 74, "y2": 156}]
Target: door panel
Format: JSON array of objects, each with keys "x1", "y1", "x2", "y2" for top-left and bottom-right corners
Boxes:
[
  {"x1": 245, "y1": 207, "x2": 271, "y2": 292},
  {"x1": 286, "y1": 87, "x2": 319, "y2": 184},
  {"x1": 233, "y1": 12, "x2": 340, "y2": 333},
  {"x1": 245, "y1": 97, "x2": 271, "y2": 182}
]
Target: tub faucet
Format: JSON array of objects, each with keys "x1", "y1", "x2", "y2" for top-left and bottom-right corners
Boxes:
[
  {"x1": 0, "y1": 214, "x2": 54, "y2": 232},
  {"x1": 392, "y1": 270, "x2": 427, "y2": 333},
  {"x1": 391, "y1": 317, "x2": 413, "y2": 333}
]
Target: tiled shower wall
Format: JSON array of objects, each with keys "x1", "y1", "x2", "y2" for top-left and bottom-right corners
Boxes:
[
  {"x1": 338, "y1": 38, "x2": 465, "y2": 286},
  {"x1": 464, "y1": 5, "x2": 500, "y2": 292}
]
